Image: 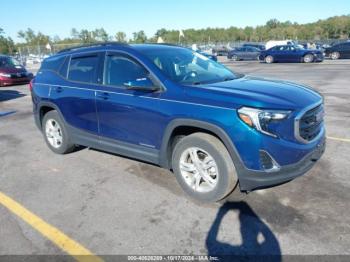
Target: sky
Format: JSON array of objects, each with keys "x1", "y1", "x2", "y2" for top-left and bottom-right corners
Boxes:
[{"x1": 1, "y1": 0, "x2": 349, "y2": 42}]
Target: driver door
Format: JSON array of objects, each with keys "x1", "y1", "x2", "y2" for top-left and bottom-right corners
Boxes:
[{"x1": 95, "y1": 52, "x2": 163, "y2": 149}]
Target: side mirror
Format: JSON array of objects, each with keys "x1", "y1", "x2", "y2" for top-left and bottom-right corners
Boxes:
[{"x1": 123, "y1": 77, "x2": 159, "y2": 92}]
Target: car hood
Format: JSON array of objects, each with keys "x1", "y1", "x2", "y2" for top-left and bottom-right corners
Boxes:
[
  {"x1": 0, "y1": 66, "x2": 26, "y2": 74},
  {"x1": 196, "y1": 75, "x2": 322, "y2": 110}
]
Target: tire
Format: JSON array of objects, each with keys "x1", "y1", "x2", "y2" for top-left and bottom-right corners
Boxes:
[
  {"x1": 265, "y1": 55, "x2": 274, "y2": 64},
  {"x1": 232, "y1": 55, "x2": 239, "y2": 61},
  {"x1": 42, "y1": 111, "x2": 75, "y2": 154},
  {"x1": 172, "y1": 132, "x2": 237, "y2": 202},
  {"x1": 330, "y1": 51, "x2": 340, "y2": 60},
  {"x1": 303, "y1": 54, "x2": 314, "y2": 63}
]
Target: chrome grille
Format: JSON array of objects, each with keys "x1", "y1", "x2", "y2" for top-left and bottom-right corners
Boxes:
[{"x1": 295, "y1": 103, "x2": 324, "y2": 143}]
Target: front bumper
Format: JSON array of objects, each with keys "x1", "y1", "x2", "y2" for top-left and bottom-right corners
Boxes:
[
  {"x1": 314, "y1": 54, "x2": 324, "y2": 62},
  {"x1": 238, "y1": 136, "x2": 326, "y2": 191},
  {"x1": 0, "y1": 77, "x2": 32, "y2": 86}
]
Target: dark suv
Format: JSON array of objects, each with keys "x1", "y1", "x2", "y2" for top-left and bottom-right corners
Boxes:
[
  {"x1": 31, "y1": 43, "x2": 325, "y2": 202},
  {"x1": 325, "y1": 42, "x2": 350, "y2": 59}
]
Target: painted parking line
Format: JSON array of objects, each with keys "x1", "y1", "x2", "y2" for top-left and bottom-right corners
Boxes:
[
  {"x1": 0, "y1": 111, "x2": 16, "y2": 117},
  {"x1": 327, "y1": 136, "x2": 350, "y2": 143},
  {"x1": 0, "y1": 191, "x2": 103, "y2": 262}
]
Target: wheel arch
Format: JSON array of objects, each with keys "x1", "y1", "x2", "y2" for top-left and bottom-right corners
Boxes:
[
  {"x1": 37, "y1": 101, "x2": 66, "y2": 128},
  {"x1": 159, "y1": 119, "x2": 245, "y2": 172}
]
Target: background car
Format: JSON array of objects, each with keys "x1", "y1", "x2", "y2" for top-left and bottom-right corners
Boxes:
[
  {"x1": 259, "y1": 45, "x2": 324, "y2": 63},
  {"x1": 0, "y1": 55, "x2": 33, "y2": 86},
  {"x1": 227, "y1": 46, "x2": 261, "y2": 61},
  {"x1": 242, "y1": 43, "x2": 266, "y2": 50},
  {"x1": 212, "y1": 45, "x2": 231, "y2": 56},
  {"x1": 324, "y1": 41, "x2": 350, "y2": 59}
]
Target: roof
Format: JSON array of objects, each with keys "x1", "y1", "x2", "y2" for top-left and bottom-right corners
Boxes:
[
  {"x1": 131, "y1": 43, "x2": 185, "y2": 52},
  {"x1": 56, "y1": 42, "x2": 183, "y2": 56}
]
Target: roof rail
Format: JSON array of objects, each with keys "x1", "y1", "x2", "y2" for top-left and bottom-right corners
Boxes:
[
  {"x1": 148, "y1": 43, "x2": 183, "y2": 47},
  {"x1": 57, "y1": 42, "x2": 129, "y2": 54}
]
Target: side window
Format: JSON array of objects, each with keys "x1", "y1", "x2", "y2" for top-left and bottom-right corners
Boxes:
[
  {"x1": 104, "y1": 54, "x2": 149, "y2": 87},
  {"x1": 68, "y1": 55, "x2": 99, "y2": 83},
  {"x1": 41, "y1": 56, "x2": 65, "y2": 72}
]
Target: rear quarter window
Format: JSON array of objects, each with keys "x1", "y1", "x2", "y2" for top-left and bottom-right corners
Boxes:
[
  {"x1": 41, "y1": 56, "x2": 66, "y2": 72},
  {"x1": 58, "y1": 56, "x2": 70, "y2": 78}
]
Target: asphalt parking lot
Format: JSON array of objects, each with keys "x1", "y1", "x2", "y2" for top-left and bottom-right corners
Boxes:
[{"x1": 0, "y1": 59, "x2": 349, "y2": 259}]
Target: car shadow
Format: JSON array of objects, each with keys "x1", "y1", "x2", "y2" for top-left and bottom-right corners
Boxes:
[
  {"x1": 206, "y1": 201, "x2": 281, "y2": 262},
  {"x1": 0, "y1": 90, "x2": 26, "y2": 102}
]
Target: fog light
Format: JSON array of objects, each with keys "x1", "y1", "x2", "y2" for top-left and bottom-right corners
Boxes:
[{"x1": 259, "y1": 150, "x2": 280, "y2": 172}]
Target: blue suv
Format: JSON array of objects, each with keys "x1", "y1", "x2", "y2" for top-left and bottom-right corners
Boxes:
[{"x1": 31, "y1": 43, "x2": 325, "y2": 202}]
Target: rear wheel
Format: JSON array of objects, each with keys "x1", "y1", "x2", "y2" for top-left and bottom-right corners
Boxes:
[
  {"x1": 42, "y1": 111, "x2": 75, "y2": 154},
  {"x1": 330, "y1": 51, "x2": 340, "y2": 60},
  {"x1": 172, "y1": 133, "x2": 237, "y2": 202},
  {"x1": 265, "y1": 55, "x2": 274, "y2": 64},
  {"x1": 303, "y1": 54, "x2": 314, "y2": 63}
]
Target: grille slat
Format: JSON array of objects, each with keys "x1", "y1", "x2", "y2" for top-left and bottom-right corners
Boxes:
[{"x1": 297, "y1": 104, "x2": 324, "y2": 142}]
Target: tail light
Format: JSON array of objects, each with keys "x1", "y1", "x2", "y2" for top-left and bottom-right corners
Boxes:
[{"x1": 29, "y1": 79, "x2": 34, "y2": 92}]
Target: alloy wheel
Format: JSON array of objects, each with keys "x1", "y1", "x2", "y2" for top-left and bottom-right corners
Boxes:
[
  {"x1": 179, "y1": 147, "x2": 219, "y2": 193},
  {"x1": 45, "y1": 119, "x2": 63, "y2": 148}
]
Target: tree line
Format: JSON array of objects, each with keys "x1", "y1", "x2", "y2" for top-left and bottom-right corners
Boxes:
[{"x1": 1, "y1": 15, "x2": 349, "y2": 54}]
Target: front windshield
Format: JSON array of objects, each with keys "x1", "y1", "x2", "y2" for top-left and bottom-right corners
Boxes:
[
  {"x1": 0, "y1": 57, "x2": 22, "y2": 68},
  {"x1": 143, "y1": 48, "x2": 239, "y2": 85}
]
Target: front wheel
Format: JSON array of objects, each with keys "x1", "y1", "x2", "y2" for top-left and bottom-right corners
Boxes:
[
  {"x1": 303, "y1": 54, "x2": 314, "y2": 63},
  {"x1": 172, "y1": 133, "x2": 237, "y2": 202}
]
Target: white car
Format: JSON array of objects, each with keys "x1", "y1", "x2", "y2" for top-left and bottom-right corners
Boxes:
[{"x1": 265, "y1": 40, "x2": 295, "y2": 50}]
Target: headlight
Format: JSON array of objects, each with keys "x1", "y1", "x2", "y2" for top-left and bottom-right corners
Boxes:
[
  {"x1": 0, "y1": 73, "x2": 11, "y2": 78},
  {"x1": 238, "y1": 107, "x2": 291, "y2": 137}
]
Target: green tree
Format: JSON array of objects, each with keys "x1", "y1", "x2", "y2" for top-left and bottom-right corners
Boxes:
[
  {"x1": 93, "y1": 28, "x2": 110, "y2": 42},
  {"x1": 17, "y1": 28, "x2": 50, "y2": 45},
  {"x1": 115, "y1": 31, "x2": 127, "y2": 42},
  {"x1": 132, "y1": 30, "x2": 147, "y2": 43},
  {"x1": 0, "y1": 28, "x2": 15, "y2": 54}
]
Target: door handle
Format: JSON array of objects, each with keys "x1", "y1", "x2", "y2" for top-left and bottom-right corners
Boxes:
[
  {"x1": 55, "y1": 86, "x2": 63, "y2": 93},
  {"x1": 96, "y1": 92, "x2": 110, "y2": 100}
]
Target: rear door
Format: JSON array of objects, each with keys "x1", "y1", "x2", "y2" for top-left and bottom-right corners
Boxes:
[
  {"x1": 246, "y1": 47, "x2": 259, "y2": 60},
  {"x1": 241, "y1": 47, "x2": 251, "y2": 60},
  {"x1": 287, "y1": 46, "x2": 302, "y2": 62},
  {"x1": 51, "y1": 52, "x2": 102, "y2": 136}
]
